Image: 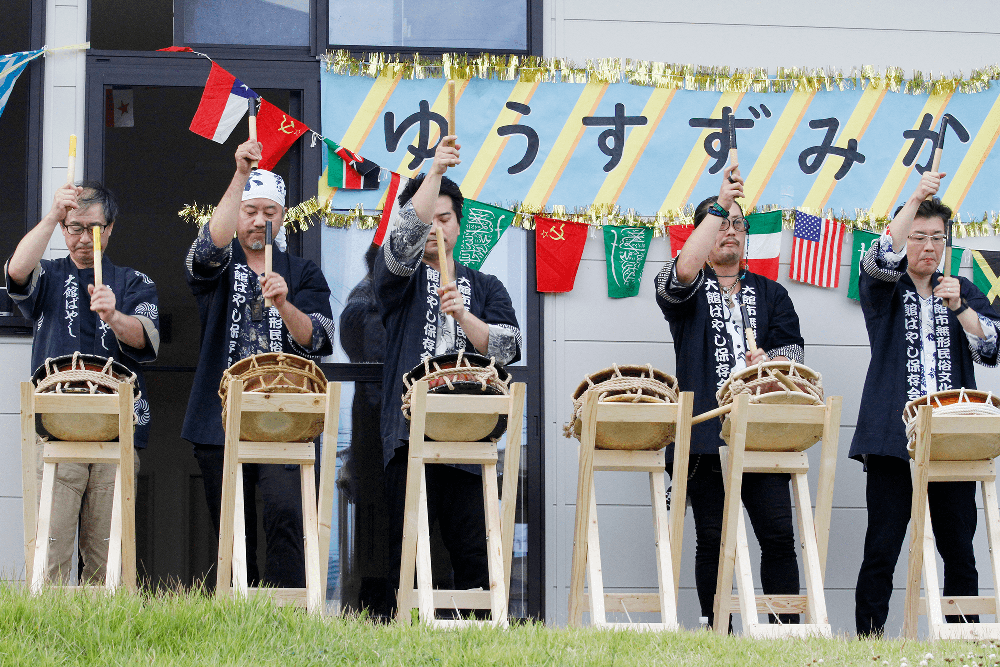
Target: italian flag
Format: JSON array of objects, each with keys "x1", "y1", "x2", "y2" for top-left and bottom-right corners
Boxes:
[
  {"x1": 324, "y1": 138, "x2": 380, "y2": 189},
  {"x1": 746, "y1": 210, "x2": 782, "y2": 280}
]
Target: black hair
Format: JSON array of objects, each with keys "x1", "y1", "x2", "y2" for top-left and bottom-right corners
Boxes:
[
  {"x1": 693, "y1": 195, "x2": 744, "y2": 228},
  {"x1": 892, "y1": 197, "x2": 952, "y2": 228},
  {"x1": 76, "y1": 181, "x2": 120, "y2": 225},
  {"x1": 396, "y1": 173, "x2": 464, "y2": 224},
  {"x1": 363, "y1": 243, "x2": 378, "y2": 277}
]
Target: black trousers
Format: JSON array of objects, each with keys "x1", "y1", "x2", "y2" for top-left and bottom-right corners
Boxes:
[
  {"x1": 855, "y1": 454, "x2": 979, "y2": 636},
  {"x1": 194, "y1": 445, "x2": 306, "y2": 588},
  {"x1": 385, "y1": 447, "x2": 490, "y2": 610},
  {"x1": 671, "y1": 453, "x2": 801, "y2": 627}
]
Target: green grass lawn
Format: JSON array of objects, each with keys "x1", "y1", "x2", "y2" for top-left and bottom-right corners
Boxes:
[{"x1": 0, "y1": 585, "x2": 997, "y2": 666}]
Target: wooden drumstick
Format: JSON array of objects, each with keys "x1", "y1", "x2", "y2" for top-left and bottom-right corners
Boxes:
[
  {"x1": 691, "y1": 403, "x2": 733, "y2": 426},
  {"x1": 248, "y1": 98, "x2": 260, "y2": 169},
  {"x1": 944, "y1": 219, "x2": 954, "y2": 278},
  {"x1": 247, "y1": 98, "x2": 273, "y2": 306},
  {"x1": 92, "y1": 225, "x2": 103, "y2": 287},
  {"x1": 926, "y1": 114, "x2": 948, "y2": 200},
  {"x1": 66, "y1": 134, "x2": 77, "y2": 186},
  {"x1": 446, "y1": 80, "x2": 456, "y2": 146},
  {"x1": 436, "y1": 226, "x2": 449, "y2": 286}
]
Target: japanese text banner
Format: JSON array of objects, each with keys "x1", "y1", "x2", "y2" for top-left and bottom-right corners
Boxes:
[{"x1": 319, "y1": 71, "x2": 1000, "y2": 220}]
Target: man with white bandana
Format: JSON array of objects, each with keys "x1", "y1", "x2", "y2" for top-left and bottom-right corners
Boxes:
[
  {"x1": 852, "y1": 171, "x2": 1000, "y2": 637},
  {"x1": 374, "y1": 135, "x2": 521, "y2": 612},
  {"x1": 183, "y1": 140, "x2": 334, "y2": 589},
  {"x1": 6, "y1": 181, "x2": 160, "y2": 583},
  {"x1": 655, "y1": 165, "x2": 805, "y2": 629}
]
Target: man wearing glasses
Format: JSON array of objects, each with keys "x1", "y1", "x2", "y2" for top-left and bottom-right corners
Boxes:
[
  {"x1": 5, "y1": 181, "x2": 160, "y2": 583},
  {"x1": 852, "y1": 171, "x2": 1000, "y2": 637},
  {"x1": 655, "y1": 165, "x2": 805, "y2": 629}
]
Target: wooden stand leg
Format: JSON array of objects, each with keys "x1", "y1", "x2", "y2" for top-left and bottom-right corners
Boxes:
[
  {"x1": 301, "y1": 462, "x2": 322, "y2": 613},
  {"x1": 568, "y1": 390, "x2": 599, "y2": 627},
  {"x1": 792, "y1": 471, "x2": 827, "y2": 625},
  {"x1": 714, "y1": 393, "x2": 749, "y2": 634},
  {"x1": 815, "y1": 396, "x2": 841, "y2": 579},
  {"x1": 903, "y1": 405, "x2": 933, "y2": 639},
  {"x1": 20, "y1": 383, "x2": 36, "y2": 585},
  {"x1": 414, "y1": 467, "x2": 435, "y2": 622},
  {"x1": 920, "y1": 505, "x2": 945, "y2": 636},
  {"x1": 105, "y1": 465, "x2": 123, "y2": 590},
  {"x1": 983, "y1": 477, "x2": 1000, "y2": 620},
  {"x1": 232, "y1": 465, "x2": 248, "y2": 596},
  {"x1": 482, "y1": 462, "x2": 508, "y2": 626},
  {"x1": 397, "y1": 382, "x2": 429, "y2": 624},
  {"x1": 316, "y1": 383, "x2": 342, "y2": 610},
  {"x1": 500, "y1": 382, "x2": 526, "y2": 604},
  {"x1": 669, "y1": 391, "x2": 694, "y2": 599},
  {"x1": 217, "y1": 380, "x2": 243, "y2": 599},
  {"x1": 649, "y1": 466, "x2": 677, "y2": 626},
  {"x1": 31, "y1": 461, "x2": 57, "y2": 594},
  {"x1": 585, "y1": 477, "x2": 606, "y2": 626},
  {"x1": 118, "y1": 384, "x2": 136, "y2": 592}
]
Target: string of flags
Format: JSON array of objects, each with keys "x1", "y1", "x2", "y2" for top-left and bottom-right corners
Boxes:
[{"x1": 180, "y1": 56, "x2": 1000, "y2": 306}]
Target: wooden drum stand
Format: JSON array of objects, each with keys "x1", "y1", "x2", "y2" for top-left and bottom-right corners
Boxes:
[
  {"x1": 568, "y1": 390, "x2": 694, "y2": 630},
  {"x1": 904, "y1": 404, "x2": 1000, "y2": 640},
  {"x1": 713, "y1": 393, "x2": 842, "y2": 638},
  {"x1": 216, "y1": 379, "x2": 341, "y2": 614},
  {"x1": 20, "y1": 381, "x2": 137, "y2": 593},
  {"x1": 396, "y1": 380, "x2": 526, "y2": 628}
]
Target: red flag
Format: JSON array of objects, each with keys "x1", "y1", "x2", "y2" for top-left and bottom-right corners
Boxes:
[
  {"x1": 535, "y1": 216, "x2": 589, "y2": 293},
  {"x1": 256, "y1": 99, "x2": 308, "y2": 170},
  {"x1": 157, "y1": 46, "x2": 194, "y2": 52},
  {"x1": 789, "y1": 210, "x2": 846, "y2": 288},
  {"x1": 373, "y1": 172, "x2": 410, "y2": 246},
  {"x1": 668, "y1": 224, "x2": 695, "y2": 258}
]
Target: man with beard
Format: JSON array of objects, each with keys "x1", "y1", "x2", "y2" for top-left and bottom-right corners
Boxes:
[
  {"x1": 183, "y1": 140, "x2": 335, "y2": 588},
  {"x1": 655, "y1": 165, "x2": 804, "y2": 628}
]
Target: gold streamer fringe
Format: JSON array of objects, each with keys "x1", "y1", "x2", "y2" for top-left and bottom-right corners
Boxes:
[
  {"x1": 322, "y1": 51, "x2": 1000, "y2": 95},
  {"x1": 181, "y1": 201, "x2": 1000, "y2": 237}
]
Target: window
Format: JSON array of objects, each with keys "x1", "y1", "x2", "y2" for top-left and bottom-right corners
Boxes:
[{"x1": 329, "y1": 0, "x2": 528, "y2": 51}]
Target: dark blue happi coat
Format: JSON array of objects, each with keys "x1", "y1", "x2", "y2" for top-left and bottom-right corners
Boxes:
[
  {"x1": 6, "y1": 255, "x2": 159, "y2": 447},
  {"x1": 850, "y1": 251, "x2": 1000, "y2": 461},
  {"x1": 182, "y1": 239, "x2": 333, "y2": 447},
  {"x1": 655, "y1": 259, "x2": 805, "y2": 458},
  {"x1": 373, "y1": 201, "x2": 522, "y2": 470}
]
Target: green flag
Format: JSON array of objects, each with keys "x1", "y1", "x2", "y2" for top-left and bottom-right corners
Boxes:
[
  {"x1": 847, "y1": 230, "x2": 879, "y2": 301},
  {"x1": 454, "y1": 199, "x2": 515, "y2": 270},
  {"x1": 603, "y1": 225, "x2": 653, "y2": 298},
  {"x1": 942, "y1": 245, "x2": 964, "y2": 278},
  {"x1": 971, "y1": 249, "x2": 1000, "y2": 308}
]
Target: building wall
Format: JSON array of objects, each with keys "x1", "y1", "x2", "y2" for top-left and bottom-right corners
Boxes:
[
  {"x1": 541, "y1": 0, "x2": 1000, "y2": 636},
  {"x1": 0, "y1": 0, "x2": 87, "y2": 581}
]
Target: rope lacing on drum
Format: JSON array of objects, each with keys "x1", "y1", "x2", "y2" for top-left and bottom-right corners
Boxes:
[
  {"x1": 564, "y1": 366, "x2": 679, "y2": 439},
  {"x1": 35, "y1": 352, "x2": 141, "y2": 425},
  {"x1": 904, "y1": 389, "x2": 1000, "y2": 452},
  {"x1": 400, "y1": 353, "x2": 509, "y2": 420}
]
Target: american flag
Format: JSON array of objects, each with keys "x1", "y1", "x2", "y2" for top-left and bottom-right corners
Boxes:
[{"x1": 790, "y1": 210, "x2": 845, "y2": 287}]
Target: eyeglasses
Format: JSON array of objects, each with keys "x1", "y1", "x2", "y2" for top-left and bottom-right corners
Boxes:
[
  {"x1": 907, "y1": 233, "x2": 947, "y2": 246},
  {"x1": 719, "y1": 217, "x2": 748, "y2": 232},
  {"x1": 63, "y1": 223, "x2": 109, "y2": 236}
]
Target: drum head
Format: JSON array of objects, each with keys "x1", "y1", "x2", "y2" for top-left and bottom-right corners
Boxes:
[
  {"x1": 572, "y1": 364, "x2": 677, "y2": 401},
  {"x1": 31, "y1": 353, "x2": 133, "y2": 390},
  {"x1": 403, "y1": 352, "x2": 511, "y2": 442}
]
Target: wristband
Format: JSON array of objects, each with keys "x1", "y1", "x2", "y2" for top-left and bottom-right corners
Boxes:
[
  {"x1": 708, "y1": 203, "x2": 728, "y2": 218},
  {"x1": 952, "y1": 298, "x2": 969, "y2": 316}
]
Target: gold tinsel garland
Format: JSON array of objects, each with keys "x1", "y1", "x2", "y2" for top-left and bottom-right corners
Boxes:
[
  {"x1": 322, "y1": 51, "x2": 1000, "y2": 96},
  {"x1": 179, "y1": 201, "x2": 1000, "y2": 238}
]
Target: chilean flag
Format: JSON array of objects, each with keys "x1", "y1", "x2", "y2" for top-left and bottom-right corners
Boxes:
[{"x1": 189, "y1": 63, "x2": 258, "y2": 143}]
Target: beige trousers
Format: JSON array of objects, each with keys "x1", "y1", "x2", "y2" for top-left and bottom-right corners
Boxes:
[{"x1": 34, "y1": 437, "x2": 140, "y2": 584}]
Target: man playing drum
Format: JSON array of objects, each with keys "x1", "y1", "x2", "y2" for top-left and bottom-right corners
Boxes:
[
  {"x1": 852, "y1": 172, "x2": 1000, "y2": 637},
  {"x1": 655, "y1": 165, "x2": 805, "y2": 628},
  {"x1": 182, "y1": 141, "x2": 335, "y2": 588},
  {"x1": 374, "y1": 135, "x2": 521, "y2": 612},
  {"x1": 5, "y1": 182, "x2": 160, "y2": 583}
]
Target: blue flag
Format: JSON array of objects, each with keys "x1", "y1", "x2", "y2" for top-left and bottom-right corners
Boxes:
[{"x1": 0, "y1": 49, "x2": 43, "y2": 121}]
